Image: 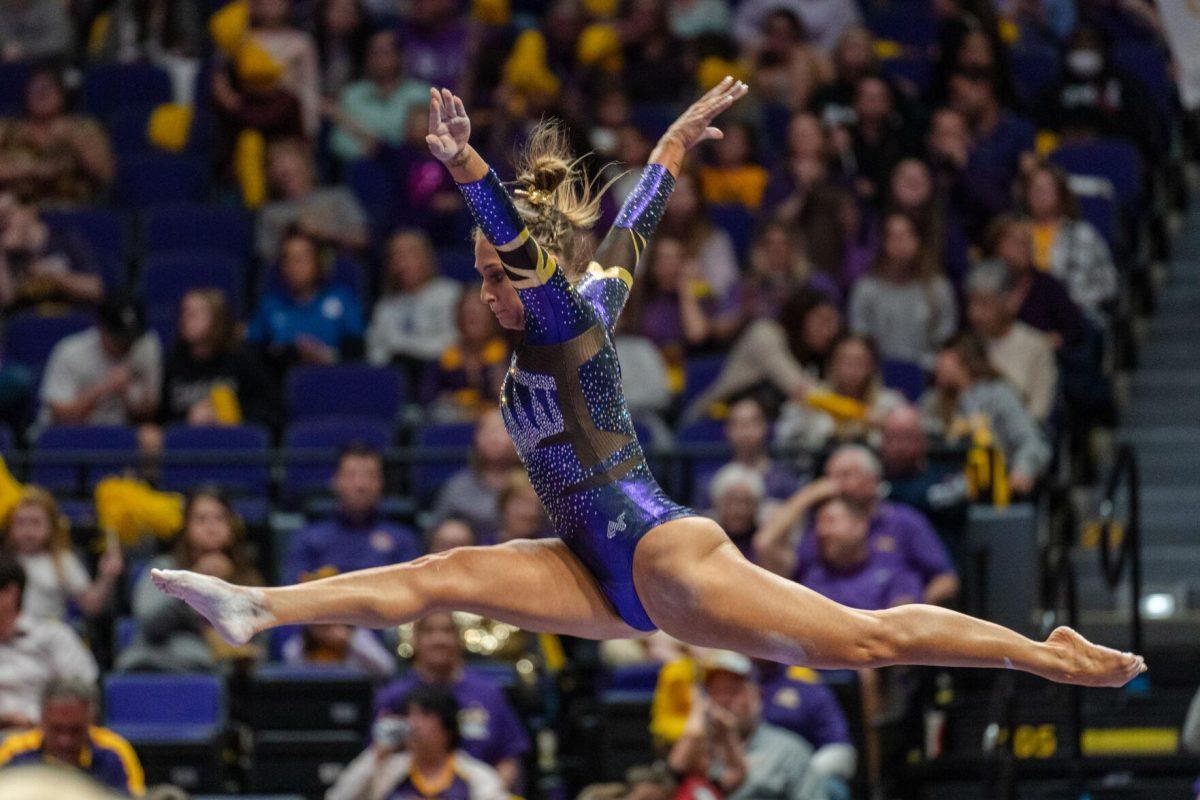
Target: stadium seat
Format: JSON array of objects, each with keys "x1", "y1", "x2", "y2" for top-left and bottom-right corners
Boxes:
[
  {"x1": 161, "y1": 424, "x2": 271, "y2": 493},
  {"x1": 3, "y1": 311, "x2": 92, "y2": 370},
  {"x1": 436, "y1": 244, "x2": 478, "y2": 283},
  {"x1": 41, "y1": 208, "x2": 129, "y2": 289},
  {"x1": 0, "y1": 61, "x2": 30, "y2": 115},
  {"x1": 143, "y1": 204, "x2": 253, "y2": 259},
  {"x1": 0, "y1": 423, "x2": 12, "y2": 457},
  {"x1": 283, "y1": 417, "x2": 393, "y2": 499},
  {"x1": 141, "y1": 251, "x2": 243, "y2": 315},
  {"x1": 285, "y1": 365, "x2": 405, "y2": 423},
  {"x1": 1070, "y1": 176, "x2": 1120, "y2": 249},
  {"x1": 83, "y1": 63, "x2": 172, "y2": 119},
  {"x1": 1112, "y1": 40, "x2": 1175, "y2": 122},
  {"x1": 629, "y1": 102, "x2": 681, "y2": 140},
  {"x1": 880, "y1": 55, "x2": 933, "y2": 95},
  {"x1": 103, "y1": 673, "x2": 226, "y2": 793},
  {"x1": 676, "y1": 418, "x2": 730, "y2": 504},
  {"x1": 680, "y1": 354, "x2": 726, "y2": 410},
  {"x1": 866, "y1": 4, "x2": 935, "y2": 47},
  {"x1": 708, "y1": 205, "x2": 753, "y2": 261},
  {"x1": 881, "y1": 358, "x2": 926, "y2": 402},
  {"x1": 1050, "y1": 139, "x2": 1143, "y2": 212},
  {"x1": 598, "y1": 663, "x2": 662, "y2": 695},
  {"x1": 241, "y1": 665, "x2": 375, "y2": 733},
  {"x1": 115, "y1": 153, "x2": 210, "y2": 208},
  {"x1": 32, "y1": 425, "x2": 138, "y2": 493},
  {"x1": 1010, "y1": 45, "x2": 1061, "y2": 109},
  {"x1": 248, "y1": 730, "x2": 363, "y2": 796},
  {"x1": 410, "y1": 421, "x2": 474, "y2": 501},
  {"x1": 345, "y1": 157, "x2": 396, "y2": 211}
]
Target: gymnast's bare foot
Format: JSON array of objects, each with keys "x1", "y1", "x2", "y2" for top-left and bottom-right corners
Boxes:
[
  {"x1": 151, "y1": 568, "x2": 273, "y2": 646},
  {"x1": 1042, "y1": 626, "x2": 1146, "y2": 687}
]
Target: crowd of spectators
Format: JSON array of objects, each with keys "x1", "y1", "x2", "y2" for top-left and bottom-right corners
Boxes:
[{"x1": 0, "y1": 0, "x2": 1184, "y2": 795}]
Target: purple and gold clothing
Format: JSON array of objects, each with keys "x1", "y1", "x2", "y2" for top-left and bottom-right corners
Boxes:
[
  {"x1": 798, "y1": 548, "x2": 923, "y2": 611},
  {"x1": 457, "y1": 164, "x2": 693, "y2": 631},
  {"x1": 762, "y1": 666, "x2": 853, "y2": 749},
  {"x1": 0, "y1": 726, "x2": 145, "y2": 797},
  {"x1": 795, "y1": 501, "x2": 956, "y2": 589},
  {"x1": 373, "y1": 670, "x2": 530, "y2": 766}
]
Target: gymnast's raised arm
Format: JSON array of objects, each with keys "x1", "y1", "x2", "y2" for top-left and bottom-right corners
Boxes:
[{"x1": 591, "y1": 77, "x2": 750, "y2": 282}]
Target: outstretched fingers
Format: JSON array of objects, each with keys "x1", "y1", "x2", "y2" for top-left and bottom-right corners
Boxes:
[{"x1": 428, "y1": 87, "x2": 443, "y2": 132}]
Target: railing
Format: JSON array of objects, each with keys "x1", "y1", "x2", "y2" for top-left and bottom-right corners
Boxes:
[{"x1": 1096, "y1": 443, "x2": 1143, "y2": 655}]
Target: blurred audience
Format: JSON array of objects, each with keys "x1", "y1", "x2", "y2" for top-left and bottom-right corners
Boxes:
[
  {"x1": 0, "y1": 557, "x2": 98, "y2": 731},
  {"x1": 39, "y1": 292, "x2": 161, "y2": 428},
  {"x1": 849, "y1": 211, "x2": 957, "y2": 368},
  {"x1": 332, "y1": 685, "x2": 507, "y2": 800},
  {"x1": 921, "y1": 333, "x2": 1051, "y2": 494},
  {"x1": 374, "y1": 613, "x2": 529, "y2": 790},
  {"x1": 366, "y1": 230, "x2": 462, "y2": 380},
  {"x1": 431, "y1": 409, "x2": 520, "y2": 538},
  {"x1": 963, "y1": 258, "x2": 1058, "y2": 424},
  {"x1": 421, "y1": 290, "x2": 508, "y2": 421},
  {"x1": 117, "y1": 488, "x2": 262, "y2": 672},
  {"x1": 0, "y1": 678, "x2": 144, "y2": 797},
  {"x1": 1, "y1": 486, "x2": 121, "y2": 621},
  {"x1": 0, "y1": 70, "x2": 114, "y2": 206},
  {"x1": 0, "y1": 192, "x2": 102, "y2": 311},
  {"x1": 157, "y1": 288, "x2": 277, "y2": 430},
  {"x1": 284, "y1": 443, "x2": 420, "y2": 583},
  {"x1": 256, "y1": 138, "x2": 369, "y2": 262},
  {"x1": 247, "y1": 229, "x2": 366, "y2": 374}
]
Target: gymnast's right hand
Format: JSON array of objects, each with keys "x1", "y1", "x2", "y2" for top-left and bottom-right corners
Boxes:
[{"x1": 426, "y1": 87, "x2": 471, "y2": 166}]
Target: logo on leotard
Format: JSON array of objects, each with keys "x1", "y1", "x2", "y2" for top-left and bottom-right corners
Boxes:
[{"x1": 606, "y1": 512, "x2": 627, "y2": 539}]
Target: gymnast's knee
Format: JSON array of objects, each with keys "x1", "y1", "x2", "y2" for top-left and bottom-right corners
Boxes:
[
  {"x1": 844, "y1": 609, "x2": 911, "y2": 668},
  {"x1": 367, "y1": 549, "x2": 468, "y2": 620}
]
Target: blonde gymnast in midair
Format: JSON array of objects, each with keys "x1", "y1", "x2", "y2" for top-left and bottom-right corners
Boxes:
[{"x1": 154, "y1": 79, "x2": 1144, "y2": 688}]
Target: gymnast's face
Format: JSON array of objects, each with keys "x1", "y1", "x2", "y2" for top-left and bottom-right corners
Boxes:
[{"x1": 475, "y1": 237, "x2": 525, "y2": 331}]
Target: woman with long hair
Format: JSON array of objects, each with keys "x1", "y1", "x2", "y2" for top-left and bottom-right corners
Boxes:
[
  {"x1": 155, "y1": 81, "x2": 1143, "y2": 688},
  {"x1": 119, "y1": 488, "x2": 261, "y2": 672},
  {"x1": 848, "y1": 210, "x2": 958, "y2": 368}
]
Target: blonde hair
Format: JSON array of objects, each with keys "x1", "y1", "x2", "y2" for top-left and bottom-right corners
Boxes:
[
  {"x1": 478, "y1": 120, "x2": 618, "y2": 279},
  {"x1": 5, "y1": 486, "x2": 71, "y2": 556}
]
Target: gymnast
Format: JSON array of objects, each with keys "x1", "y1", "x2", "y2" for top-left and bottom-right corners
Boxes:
[{"x1": 154, "y1": 79, "x2": 1144, "y2": 687}]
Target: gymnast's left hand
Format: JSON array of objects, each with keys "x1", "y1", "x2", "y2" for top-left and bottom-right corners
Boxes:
[
  {"x1": 426, "y1": 87, "x2": 472, "y2": 166},
  {"x1": 664, "y1": 76, "x2": 749, "y2": 152}
]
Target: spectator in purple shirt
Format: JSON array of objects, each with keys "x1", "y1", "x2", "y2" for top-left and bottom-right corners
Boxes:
[
  {"x1": 798, "y1": 496, "x2": 923, "y2": 610},
  {"x1": 397, "y1": 0, "x2": 469, "y2": 91},
  {"x1": 754, "y1": 444, "x2": 959, "y2": 605},
  {"x1": 945, "y1": 67, "x2": 1035, "y2": 229},
  {"x1": 758, "y1": 662, "x2": 857, "y2": 785},
  {"x1": 283, "y1": 443, "x2": 421, "y2": 583},
  {"x1": 374, "y1": 612, "x2": 530, "y2": 790}
]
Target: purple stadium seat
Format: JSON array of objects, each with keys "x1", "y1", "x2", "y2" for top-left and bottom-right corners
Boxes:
[
  {"x1": 410, "y1": 421, "x2": 474, "y2": 501},
  {"x1": 285, "y1": 365, "x2": 404, "y2": 423},
  {"x1": 681, "y1": 354, "x2": 726, "y2": 409},
  {"x1": 32, "y1": 425, "x2": 138, "y2": 492},
  {"x1": 161, "y1": 424, "x2": 271, "y2": 493},
  {"x1": 141, "y1": 251, "x2": 243, "y2": 314},
  {"x1": 3, "y1": 311, "x2": 92, "y2": 370},
  {"x1": 0, "y1": 61, "x2": 30, "y2": 115},
  {"x1": 103, "y1": 673, "x2": 224, "y2": 742},
  {"x1": 881, "y1": 359, "x2": 926, "y2": 402},
  {"x1": 40, "y1": 208, "x2": 129, "y2": 289},
  {"x1": 436, "y1": 244, "x2": 478, "y2": 283},
  {"x1": 283, "y1": 417, "x2": 392, "y2": 498},
  {"x1": 1050, "y1": 139, "x2": 1143, "y2": 212},
  {"x1": 708, "y1": 205, "x2": 753, "y2": 260},
  {"x1": 115, "y1": 153, "x2": 210, "y2": 208},
  {"x1": 83, "y1": 63, "x2": 171, "y2": 119},
  {"x1": 143, "y1": 205, "x2": 252, "y2": 259},
  {"x1": 676, "y1": 418, "x2": 731, "y2": 504},
  {"x1": 1010, "y1": 45, "x2": 1061, "y2": 109}
]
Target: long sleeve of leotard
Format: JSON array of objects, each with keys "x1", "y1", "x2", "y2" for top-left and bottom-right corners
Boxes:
[
  {"x1": 458, "y1": 167, "x2": 587, "y2": 345},
  {"x1": 581, "y1": 164, "x2": 675, "y2": 331}
]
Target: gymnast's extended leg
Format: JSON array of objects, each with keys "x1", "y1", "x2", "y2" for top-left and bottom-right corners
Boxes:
[
  {"x1": 152, "y1": 538, "x2": 642, "y2": 644},
  {"x1": 632, "y1": 517, "x2": 1144, "y2": 688}
]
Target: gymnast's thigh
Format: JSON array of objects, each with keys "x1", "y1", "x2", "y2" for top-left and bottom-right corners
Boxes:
[{"x1": 432, "y1": 538, "x2": 647, "y2": 640}]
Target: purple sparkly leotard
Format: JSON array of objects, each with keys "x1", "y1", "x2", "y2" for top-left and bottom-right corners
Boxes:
[{"x1": 458, "y1": 163, "x2": 695, "y2": 631}]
